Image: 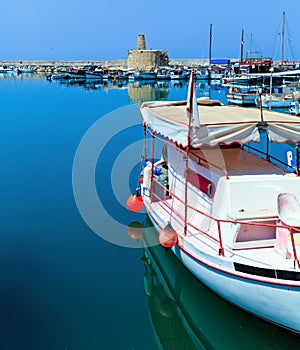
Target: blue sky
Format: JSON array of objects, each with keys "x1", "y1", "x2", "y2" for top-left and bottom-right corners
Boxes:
[{"x1": 1, "y1": 1, "x2": 298, "y2": 61}]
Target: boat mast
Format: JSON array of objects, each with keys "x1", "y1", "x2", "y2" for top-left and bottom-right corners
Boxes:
[
  {"x1": 282, "y1": 11, "x2": 285, "y2": 67},
  {"x1": 209, "y1": 23, "x2": 212, "y2": 81},
  {"x1": 184, "y1": 70, "x2": 197, "y2": 236},
  {"x1": 240, "y1": 29, "x2": 244, "y2": 62}
]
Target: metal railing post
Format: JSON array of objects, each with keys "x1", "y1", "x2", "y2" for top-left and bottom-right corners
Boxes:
[
  {"x1": 289, "y1": 227, "x2": 300, "y2": 269},
  {"x1": 217, "y1": 220, "x2": 225, "y2": 256}
]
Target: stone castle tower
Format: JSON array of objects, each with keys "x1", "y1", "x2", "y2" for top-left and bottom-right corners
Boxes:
[
  {"x1": 137, "y1": 34, "x2": 146, "y2": 50},
  {"x1": 127, "y1": 34, "x2": 169, "y2": 69}
]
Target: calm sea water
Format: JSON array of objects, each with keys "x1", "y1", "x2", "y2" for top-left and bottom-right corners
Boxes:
[{"x1": 0, "y1": 74, "x2": 300, "y2": 350}]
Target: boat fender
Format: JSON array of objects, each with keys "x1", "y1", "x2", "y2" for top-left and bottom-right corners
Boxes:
[
  {"x1": 143, "y1": 164, "x2": 152, "y2": 190},
  {"x1": 159, "y1": 223, "x2": 178, "y2": 248},
  {"x1": 127, "y1": 190, "x2": 144, "y2": 212}
]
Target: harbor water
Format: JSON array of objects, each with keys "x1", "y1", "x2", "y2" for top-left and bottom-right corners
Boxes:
[{"x1": 1, "y1": 73, "x2": 300, "y2": 349}]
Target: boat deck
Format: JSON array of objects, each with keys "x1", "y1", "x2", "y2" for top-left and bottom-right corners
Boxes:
[{"x1": 146, "y1": 197, "x2": 298, "y2": 272}]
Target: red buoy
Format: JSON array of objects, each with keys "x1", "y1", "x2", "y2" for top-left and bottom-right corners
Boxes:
[
  {"x1": 128, "y1": 221, "x2": 144, "y2": 240},
  {"x1": 127, "y1": 194, "x2": 143, "y2": 212},
  {"x1": 159, "y1": 223, "x2": 178, "y2": 248}
]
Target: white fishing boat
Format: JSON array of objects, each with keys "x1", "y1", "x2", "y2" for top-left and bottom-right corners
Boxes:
[
  {"x1": 226, "y1": 86, "x2": 258, "y2": 106},
  {"x1": 139, "y1": 71, "x2": 157, "y2": 80},
  {"x1": 85, "y1": 71, "x2": 103, "y2": 80},
  {"x1": 222, "y1": 74, "x2": 258, "y2": 85},
  {"x1": 17, "y1": 67, "x2": 35, "y2": 74},
  {"x1": 46, "y1": 72, "x2": 70, "y2": 81},
  {"x1": 170, "y1": 70, "x2": 189, "y2": 80},
  {"x1": 127, "y1": 73, "x2": 142, "y2": 81},
  {"x1": 156, "y1": 69, "x2": 171, "y2": 80},
  {"x1": 210, "y1": 71, "x2": 223, "y2": 81},
  {"x1": 128, "y1": 71, "x2": 300, "y2": 334},
  {"x1": 256, "y1": 91, "x2": 300, "y2": 109},
  {"x1": 65, "y1": 68, "x2": 86, "y2": 79},
  {"x1": 195, "y1": 69, "x2": 209, "y2": 81},
  {"x1": 0, "y1": 65, "x2": 15, "y2": 73}
]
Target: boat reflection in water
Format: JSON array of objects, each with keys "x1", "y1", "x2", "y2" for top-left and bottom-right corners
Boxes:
[{"x1": 138, "y1": 216, "x2": 300, "y2": 350}]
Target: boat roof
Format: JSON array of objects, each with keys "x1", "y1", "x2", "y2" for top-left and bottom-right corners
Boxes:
[{"x1": 140, "y1": 99, "x2": 300, "y2": 148}]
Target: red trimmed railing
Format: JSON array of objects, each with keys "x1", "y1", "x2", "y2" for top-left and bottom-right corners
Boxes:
[
  {"x1": 145, "y1": 126, "x2": 300, "y2": 268},
  {"x1": 150, "y1": 176, "x2": 300, "y2": 268}
]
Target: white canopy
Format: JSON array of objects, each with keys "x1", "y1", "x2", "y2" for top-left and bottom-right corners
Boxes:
[{"x1": 140, "y1": 99, "x2": 300, "y2": 148}]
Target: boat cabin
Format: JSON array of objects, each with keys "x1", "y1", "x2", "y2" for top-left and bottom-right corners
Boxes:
[
  {"x1": 156, "y1": 142, "x2": 299, "y2": 251},
  {"x1": 140, "y1": 99, "x2": 300, "y2": 257}
]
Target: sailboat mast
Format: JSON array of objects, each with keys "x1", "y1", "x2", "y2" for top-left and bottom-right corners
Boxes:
[
  {"x1": 240, "y1": 29, "x2": 244, "y2": 62},
  {"x1": 282, "y1": 11, "x2": 285, "y2": 67},
  {"x1": 209, "y1": 23, "x2": 212, "y2": 81}
]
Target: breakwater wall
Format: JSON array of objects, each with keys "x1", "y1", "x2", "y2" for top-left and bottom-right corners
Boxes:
[
  {"x1": 0, "y1": 58, "x2": 289, "y2": 69},
  {"x1": 0, "y1": 59, "x2": 127, "y2": 68},
  {"x1": 0, "y1": 58, "x2": 225, "y2": 69}
]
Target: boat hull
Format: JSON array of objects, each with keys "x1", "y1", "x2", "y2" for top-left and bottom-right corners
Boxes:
[
  {"x1": 195, "y1": 74, "x2": 209, "y2": 80},
  {"x1": 226, "y1": 93, "x2": 257, "y2": 106},
  {"x1": 85, "y1": 73, "x2": 103, "y2": 80},
  {"x1": 146, "y1": 210, "x2": 300, "y2": 334},
  {"x1": 156, "y1": 74, "x2": 170, "y2": 80},
  {"x1": 67, "y1": 73, "x2": 86, "y2": 79},
  {"x1": 140, "y1": 73, "x2": 157, "y2": 80},
  {"x1": 222, "y1": 77, "x2": 258, "y2": 85},
  {"x1": 170, "y1": 73, "x2": 189, "y2": 80},
  {"x1": 261, "y1": 99, "x2": 297, "y2": 109}
]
